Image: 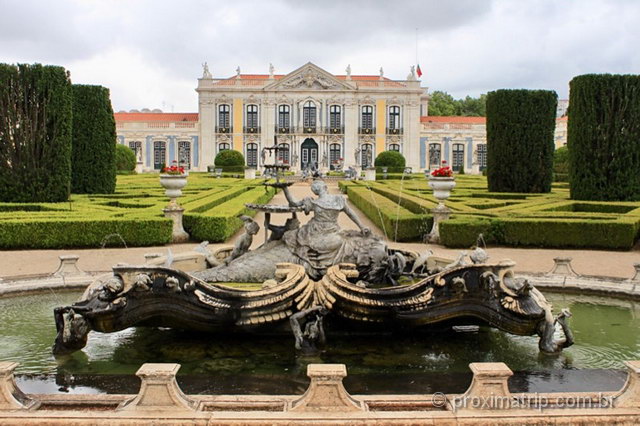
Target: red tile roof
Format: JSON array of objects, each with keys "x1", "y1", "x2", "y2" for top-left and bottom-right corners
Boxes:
[
  {"x1": 212, "y1": 74, "x2": 406, "y2": 87},
  {"x1": 421, "y1": 116, "x2": 486, "y2": 124},
  {"x1": 114, "y1": 112, "x2": 199, "y2": 122}
]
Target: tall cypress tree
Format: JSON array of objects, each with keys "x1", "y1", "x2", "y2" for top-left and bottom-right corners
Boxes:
[
  {"x1": 0, "y1": 63, "x2": 72, "y2": 202},
  {"x1": 568, "y1": 74, "x2": 640, "y2": 201},
  {"x1": 486, "y1": 89, "x2": 557, "y2": 193},
  {"x1": 71, "y1": 85, "x2": 116, "y2": 194}
]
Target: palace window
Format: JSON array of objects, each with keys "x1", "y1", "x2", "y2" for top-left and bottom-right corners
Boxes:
[
  {"x1": 388, "y1": 144, "x2": 400, "y2": 152},
  {"x1": 361, "y1": 105, "x2": 373, "y2": 130},
  {"x1": 218, "y1": 142, "x2": 230, "y2": 152},
  {"x1": 277, "y1": 143, "x2": 290, "y2": 164},
  {"x1": 452, "y1": 143, "x2": 465, "y2": 172},
  {"x1": 128, "y1": 141, "x2": 142, "y2": 162},
  {"x1": 178, "y1": 141, "x2": 191, "y2": 169},
  {"x1": 153, "y1": 141, "x2": 166, "y2": 170},
  {"x1": 303, "y1": 101, "x2": 316, "y2": 129},
  {"x1": 278, "y1": 105, "x2": 290, "y2": 129},
  {"x1": 218, "y1": 104, "x2": 230, "y2": 130},
  {"x1": 429, "y1": 143, "x2": 441, "y2": 166},
  {"x1": 388, "y1": 106, "x2": 400, "y2": 130},
  {"x1": 477, "y1": 144, "x2": 487, "y2": 171},
  {"x1": 246, "y1": 104, "x2": 258, "y2": 129},
  {"x1": 329, "y1": 105, "x2": 341, "y2": 130},
  {"x1": 246, "y1": 143, "x2": 258, "y2": 167},
  {"x1": 329, "y1": 143, "x2": 342, "y2": 169}
]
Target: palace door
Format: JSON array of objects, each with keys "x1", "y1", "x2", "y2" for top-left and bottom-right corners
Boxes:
[{"x1": 301, "y1": 138, "x2": 318, "y2": 170}]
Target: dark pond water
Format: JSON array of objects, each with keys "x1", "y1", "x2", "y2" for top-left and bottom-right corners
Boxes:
[{"x1": 0, "y1": 290, "x2": 637, "y2": 395}]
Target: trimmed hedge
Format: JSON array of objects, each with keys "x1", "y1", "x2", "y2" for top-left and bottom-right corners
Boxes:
[
  {"x1": 0, "y1": 174, "x2": 276, "y2": 249},
  {"x1": 343, "y1": 176, "x2": 640, "y2": 249},
  {"x1": 116, "y1": 144, "x2": 136, "y2": 172},
  {"x1": 0, "y1": 63, "x2": 73, "y2": 202},
  {"x1": 568, "y1": 74, "x2": 640, "y2": 201},
  {"x1": 184, "y1": 186, "x2": 275, "y2": 242},
  {"x1": 347, "y1": 185, "x2": 431, "y2": 241},
  {"x1": 486, "y1": 89, "x2": 557, "y2": 193},
  {"x1": 71, "y1": 85, "x2": 117, "y2": 194},
  {"x1": 375, "y1": 151, "x2": 406, "y2": 173},
  {"x1": 0, "y1": 218, "x2": 172, "y2": 249},
  {"x1": 215, "y1": 150, "x2": 245, "y2": 172}
]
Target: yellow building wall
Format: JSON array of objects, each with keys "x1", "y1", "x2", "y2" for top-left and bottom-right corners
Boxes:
[
  {"x1": 233, "y1": 98, "x2": 243, "y2": 151},
  {"x1": 375, "y1": 99, "x2": 386, "y2": 155}
]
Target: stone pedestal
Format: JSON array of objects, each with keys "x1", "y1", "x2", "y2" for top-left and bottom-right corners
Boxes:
[
  {"x1": 135, "y1": 161, "x2": 144, "y2": 174},
  {"x1": 52, "y1": 255, "x2": 87, "y2": 278},
  {"x1": 456, "y1": 362, "x2": 513, "y2": 411},
  {"x1": 548, "y1": 257, "x2": 578, "y2": 276},
  {"x1": 244, "y1": 168, "x2": 256, "y2": 179},
  {"x1": 353, "y1": 165, "x2": 362, "y2": 180},
  {"x1": 289, "y1": 364, "x2": 364, "y2": 412},
  {"x1": 364, "y1": 168, "x2": 376, "y2": 181},
  {"x1": 119, "y1": 363, "x2": 197, "y2": 412},
  {"x1": 0, "y1": 362, "x2": 39, "y2": 410},
  {"x1": 163, "y1": 207, "x2": 190, "y2": 243},
  {"x1": 425, "y1": 205, "x2": 451, "y2": 244}
]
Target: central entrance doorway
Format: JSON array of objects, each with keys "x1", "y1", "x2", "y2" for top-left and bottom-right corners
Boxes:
[{"x1": 301, "y1": 138, "x2": 318, "y2": 170}]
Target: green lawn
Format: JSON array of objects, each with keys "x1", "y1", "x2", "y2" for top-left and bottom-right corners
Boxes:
[
  {"x1": 0, "y1": 173, "x2": 275, "y2": 249},
  {"x1": 340, "y1": 175, "x2": 640, "y2": 249}
]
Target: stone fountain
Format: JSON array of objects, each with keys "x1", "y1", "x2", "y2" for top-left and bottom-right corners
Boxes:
[{"x1": 52, "y1": 149, "x2": 573, "y2": 356}]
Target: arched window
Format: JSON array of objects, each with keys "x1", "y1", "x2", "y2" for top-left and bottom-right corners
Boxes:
[
  {"x1": 178, "y1": 141, "x2": 191, "y2": 169},
  {"x1": 303, "y1": 101, "x2": 316, "y2": 130},
  {"x1": 361, "y1": 144, "x2": 373, "y2": 168},
  {"x1": 361, "y1": 105, "x2": 373, "y2": 133},
  {"x1": 329, "y1": 143, "x2": 342, "y2": 169},
  {"x1": 477, "y1": 144, "x2": 487, "y2": 171},
  {"x1": 218, "y1": 142, "x2": 230, "y2": 153},
  {"x1": 218, "y1": 104, "x2": 230, "y2": 131},
  {"x1": 429, "y1": 143, "x2": 441, "y2": 166},
  {"x1": 246, "y1": 104, "x2": 258, "y2": 130},
  {"x1": 388, "y1": 106, "x2": 400, "y2": 131},
  {"x1": 452, "y1": 143, "x2": 465, "y2": 172},
  {"x1": 153, "y1": 141, "x2": 166, "y2": 170},
  {"x1": 246, "y1": 143, "x2": 258, "y2": 167},
  {"x1": 329, "y1": 105, "x2": 341, "y2": 132},
  {"x1": 128, "y1": 141, "x2": 142, "y2": 162},
  {"x1": 278, "y1": 105, "x2": 290, "y2": 131},
  {"x1": 277, "y1": 143, "x2": 290, "y2": 164},
  {"x1": 388, "y1": 144, "x2": 400, "y2": 152}
]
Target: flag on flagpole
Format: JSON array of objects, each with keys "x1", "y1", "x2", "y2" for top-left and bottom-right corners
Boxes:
[{"x1": 416, "y1": 64, "x2": 423, "y2": 78}]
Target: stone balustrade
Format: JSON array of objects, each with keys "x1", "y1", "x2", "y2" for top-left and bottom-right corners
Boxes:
[{"x1": 1, "y1": 360, "x2": 639, "y2": 423}]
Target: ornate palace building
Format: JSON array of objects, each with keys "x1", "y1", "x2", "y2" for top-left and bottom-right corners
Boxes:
[{"x1": 115, "y1": 62, "x2": 567, "y2": 174}]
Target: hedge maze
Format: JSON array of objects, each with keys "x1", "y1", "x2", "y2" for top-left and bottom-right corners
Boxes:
[
  {"x1": 0, "y1": 174, "x2": 275, "y2": 249},
  {"x1": 341, "y1": 175, "x2": 640, "y2": 249}
]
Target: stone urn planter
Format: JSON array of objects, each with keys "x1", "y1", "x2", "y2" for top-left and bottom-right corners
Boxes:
[
  {"x1": 159, "y1": 173, "x2": 189, "y2": 243},
  {"x1": 428, "y1": 176, "x2": 456, "y2": 209},
  {"x1": 160, "y1": 174, "x2": 188, "y2": 209},
  {"x1": 426, "y1": 175, "x2": 455, "y2": 244}
]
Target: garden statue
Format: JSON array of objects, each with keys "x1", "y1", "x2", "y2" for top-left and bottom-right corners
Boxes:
[{"x1": 52, "y1": 154, "x2": 574, "y2": 357}]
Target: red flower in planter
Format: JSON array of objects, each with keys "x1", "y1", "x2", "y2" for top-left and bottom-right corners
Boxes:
[{"x1": 431, "y1": 160, "x2": 453, "y2": 177}]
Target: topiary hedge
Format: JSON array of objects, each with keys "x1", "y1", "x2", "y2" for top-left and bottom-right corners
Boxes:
[
  {"x1": 71, "y1": 85, "x2": 117, "y2": 194},
  {"x1": 116, "y1": 144, "x2": 136, "y2": 172},
  {"x1": 486, "y1": 89, "x2": 557, "y2": 193},
  {"x1": 0, "y1": 63, "x2": 73, "y2": 202},
  {"x1": 214, "y1": 150, "x2": 245, "y2": 173},
  {"x1": 374, "y1": 150, "x2": 406, "y2": 173},
  {"x1": 568, "y1": 74, "x2": 640, "y2": 201}
]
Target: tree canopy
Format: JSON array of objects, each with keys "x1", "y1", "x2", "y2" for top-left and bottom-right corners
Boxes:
[{"x1": 427, "y1": 91, "x2": 486, "y2": 116}]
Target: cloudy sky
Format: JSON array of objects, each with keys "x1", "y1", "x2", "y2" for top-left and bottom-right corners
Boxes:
[{"x1": 1, "y1": 0, "x2": 638, "y2": 112}]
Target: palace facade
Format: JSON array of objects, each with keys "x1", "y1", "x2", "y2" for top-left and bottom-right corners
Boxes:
[{"x1": 115, "y1": 62, "x2": 568, "y2": 174}]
